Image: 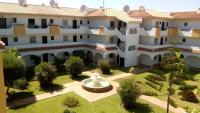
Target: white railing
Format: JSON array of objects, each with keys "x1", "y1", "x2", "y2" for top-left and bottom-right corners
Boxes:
[
  {"x1": 26, "y1": 26, "x2": 49, "y2": 35},
  {"x1": 179, "y1": 29, "x2": 192, "y2": 37},
  {"x1": 138, "y1": 44, "x2": 172, "y2": 49},
  {"x1": 0, "y1": 27, "x2": 14, "y2": 35},
  {"x1": 60, "y1": 26, "x2": 89, "y2": 34}
]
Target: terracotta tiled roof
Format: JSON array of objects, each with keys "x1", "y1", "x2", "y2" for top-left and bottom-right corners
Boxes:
[
  {"x1": 0, "y1": 2, "x2": 85, "y2": 17},
  {"x1": 170, "y1": 11, "x2": 200, "y2": 19},
  {"x1": 128, "y1": 9, "x2": 173, "y2": 19},
  {"x1": 87, "y1": 8, "x2": 142, "y2": 23}
]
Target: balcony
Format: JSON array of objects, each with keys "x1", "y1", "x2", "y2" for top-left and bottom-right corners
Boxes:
[
  {"x1": 192, "y1": 29, "x2": 200, "y2": 38},
  {"x1": 139, "y1": 44, "x2": 172, "y2": 50},
  {"x1": 140, "y1": 27, "x2": 168, "y2": 37},
  {"x1": 168, "y1": 27, "x2": 179, "y2": 37},
  {"x1": 50, "y1": 25, "x2": 60, "y2": 35},
  {"x1": 60, "y1": 26, "x2": 88, "y2": 34},
  {"x1": 26, "y1": 26, "x2": 49, "y2": 35},
  {"x1": 0, "y1": 26, "x2": 14, "y2": 35}
]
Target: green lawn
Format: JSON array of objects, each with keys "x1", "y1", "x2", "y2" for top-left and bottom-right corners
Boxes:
[
  {"x1": 8, "y1": 92, "x2": 171, "y2": 113},
  {"x1": 116, "y1": 69, "x2": 200, "y2": 111}
]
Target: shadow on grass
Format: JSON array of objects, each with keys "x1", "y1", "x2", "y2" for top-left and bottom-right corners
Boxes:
[
  {"x1": 71, "y1": 74, "x2": 89, "y2": 81},
  {"x1": 40, "y1": 84, "x2": 64, "y2": 93},
  {"x1": 125, "y1": 102, "x2": 153, "y2": 113},
  {"x1": 7, "y1": 91, "x2": 36, "y2": 108}
]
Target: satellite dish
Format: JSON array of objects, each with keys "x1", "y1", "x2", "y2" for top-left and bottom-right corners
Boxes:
[
  {"x1": 80, "y1": 5, "x2": 87, "y2": 11},
  {"x1": 123, "y1": 5, "x2": 130, "y2": 12},
  {"x1": 18, "y1": 0, "x2": 26, "y2": 6},
  {"x1": 49, "y1": 0, "x2": 55, "y2": 6}
]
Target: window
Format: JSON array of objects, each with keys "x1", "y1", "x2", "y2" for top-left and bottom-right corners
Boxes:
[
  {"x1": 30, "y1": 36, "x2": 36, "y2": 43},
  {"x1": 13, "y1": 18, "x2": 17, "y2": 23},
  {"x1": 63, "y1": 36, "x2": 68, "y2": 42},
  {"x1": 129, "y1": 28, "x2": 137, "y2": 34},
  {"x1": 182, "y1": 38, "x2": 186, "y2": 42},
  {"x1": 28, "y1": 19, "x2": 35, "y2": 25},
  {"x1": 128, "y1": 45, "x2": 136, "y2": 51},
  {"x1": 50, "y1": 19, "x2": 54, "y2": 24},
  {"x1": 13, "y1": 37, "x2": 18, "y2": 42},
  {"x1": 109, "y1": 53, "x2": 114, "y2": 58},
  {"x1": 110, "y1": 37, "x2": 114, "y2": 43},
  {"x1": 87, "y1": 20, "x2": 90, "y2": 24},
  {"x1": 87, "y1": 35, "x2": 90, "y2": 39},
  {"x1": 80, "y1": 35, "x2": 83, "y2": 39},
  {"x1": 184, "y1": 22, "x2": 188, "y2": 27},
  {"x1": 165, "y1": 38, "x2": 168, "y2": 41},
  {"x1": 51, "y1": 36, "x2": 54, "y2": 40},
  {"x1": 80, "y1": 20, "x2": 83, "y2": 25}
]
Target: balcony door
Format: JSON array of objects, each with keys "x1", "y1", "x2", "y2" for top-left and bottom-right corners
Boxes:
[
  {"x1": 0, "y1": 18, "x2": 6, "y2": 28},
  {"x1": 73, "y1": 35, "x2": 77, "y2": 42},
  {"x1": 42, "y1": 36, "x2": 48, "y2": 44},
  {"x1": 110, "y1": 21, "x2": 115, "y2": 29},
  {"x1": 43, "y1": 53, "x2": 48, "y2": 62},
  {"x1": 72, "y1": 20, "x2": 77, "y2": 29},
  {"x1": 41, "y1": 19, "x2": 47, "y2": 28},
  {"x1": 160, "y1": 37, "x2": 164, "y2": 45},
  {"x1": 1, "y1": 37, "x2": 8, "y2": 46},
  {"x1": 28, "y1": 19, "x2": 35, "y2": 28}
]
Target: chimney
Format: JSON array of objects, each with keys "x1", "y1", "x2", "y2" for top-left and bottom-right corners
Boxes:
[{"x1": 139, "y1": 6, "x2": 145, "y2": 11}]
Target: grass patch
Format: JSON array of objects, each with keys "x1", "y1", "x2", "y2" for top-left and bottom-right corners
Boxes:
[{"x1": 8, "y1": 92, "x2": 171, "y2": 113}]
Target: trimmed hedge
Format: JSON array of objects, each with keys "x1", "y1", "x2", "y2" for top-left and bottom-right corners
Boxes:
[
  {"x1": 146, "y1": 81, "x2": 160, "y2": 91},
  {"x1": 62, "y1": 97, "x2": 79, "y2": 108},
  {"x1": 142, "y1": 91, "x2": 158, "y2": 96},
  {"x1": 169, "y1": 99, "x2": 177, "y2": 108},
  {"x1": 145, "y1": 76, "x2": 164, "y2": 86},
  {"x1": 179, "y1": 84, "x2": 197, "y2": 90}
]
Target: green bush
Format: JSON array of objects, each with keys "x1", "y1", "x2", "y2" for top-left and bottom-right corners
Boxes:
[
  {"x1": 148, "y1": 74, "x2": 166, "y2": 81},
  {"x1": 65, "y1": 56, "x2": 84, "y2": 77},
  {"x1": 53, "y1": 58, "x2": 66, "y2": 73},
  {"x1": 181, "y1": 90, "x2": 199, "y2": 103},
  {"x1": 118, "y1": 79, "x2": 141, "y2": 108},
  {"x1": 142, "y1": 91, "x2": 158, "y2": 96},
  {"x1": 35, "y1": 62, "x2": 57, "y2": 88},
  {"x1": 168, "y1": 88, "x2": 176, "y2": 95},
  {"x1": 185, "y1": 107, "x2": 200, "y2": 113},
  {"x1": 179, "y1": 84, "x2": 197, "y2": 90},
  {"x1": 72, "y1": 50, "x2": 86, "y2": 61},
  {"x1": 172, "y1": 78, "x2": 186, "y2": 85},
  {"x1": 99, "y1": 60, "x2": 110, "y2": 74},
  {"x1": 14, "y1": 78, "x2": 28, "y2": 90},
  {"x1": 145, "y1": 81, "x2": 160, "y2": 91},
  {"x1": 145, "y1": 76, "x2": 164, "y2": 86},
  {"x1": 129, "y1": 67, "x2": 135, "y2": 73},
  {"x1": 63, "y1": 108, "x2": 76, "y2": 113},
  {"x1": 169, "y1": 99, "x2": 177, "y2": 108},
  {"x1": 62, "y1": 97, "x2": 79, "y2": 108}
]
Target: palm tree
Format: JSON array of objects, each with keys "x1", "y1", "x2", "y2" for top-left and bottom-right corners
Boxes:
[{"x1": 161, "y1": 43, "x2": 188, "y2": 113}]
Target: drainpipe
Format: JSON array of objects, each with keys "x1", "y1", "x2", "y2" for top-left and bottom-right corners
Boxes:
[{"x1": 0, "y1": 41, "x2": 7, "y2": 113}]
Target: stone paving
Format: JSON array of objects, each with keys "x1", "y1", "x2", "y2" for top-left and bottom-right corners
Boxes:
[{"x1": 8, "y1": 71, "x2": 186, "y2": 113}]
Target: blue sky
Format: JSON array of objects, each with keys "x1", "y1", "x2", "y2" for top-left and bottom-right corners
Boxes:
[{"x1": 0, "y1": 0, "x2": 199, "y2": 12}]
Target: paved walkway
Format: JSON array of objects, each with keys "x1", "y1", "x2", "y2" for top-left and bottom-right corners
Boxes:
[{"x1": 8, "y1": 71, "x2": 185, "y2": 113}]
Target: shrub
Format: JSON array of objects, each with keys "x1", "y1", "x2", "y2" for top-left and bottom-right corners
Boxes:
[
  {"x1": 148, "y1": 74, "x2": 166, "y2": 81},
  {"x1": 62, "y1": 97, "x2": 79, "y2": 108},
  {"x1": 72, "y1": 50, "x2": 86, "y2": 61},
  {"x1": 63, "y1": 108, "x2": 76, "y2": 113},
  {"x1": 172, "y1": 78, "x2": 186, "y2": 85},
  {"x1": 25, "y1": 66, "x2": 36, "y2": 81},
  {"x1": 179, "y1": 84, "x2": 197, "y2": 90},
  {"x1": 145, "y1": 76, "x2": 164, "y2": 86},
  {"x1": 142, "y1": 91, "x2": 158, "y2": 96},
  {"x1": 14, "y1": 78, "x2": 28, "y2": 90},
  {"x1": 118, "y1": 79, "x2": 141, "y2": 108},
  {"x1": 53, "y1": 58, "x2": 66, "y2": 73},
  {"x1": 185, "y1": 107, "x2": 200, "y2": 113},
  {"x1": 169, "y1": 99, "x2": 177, "y2": 108},
  {"x1": 181, "y1": 90, "x2": 199, "y2": 103},
  {"x1": 145, "y1": 81, "x2": 160, "y2": 91},
  {"x1": 168, "y1": 88, "x2": 176, "y2": 95},
  {"x1": 99, "y1": 60, "x2": 110, "y2": 74},
  {"x1": 65, "y1": 56, "x2": 84, "y2": 77},
  {"x1": 35, "y1": 62, "x2": 57, "y2": 88},
  {"x1": 129, "y1": 67, "x2": 135, "y2": 73}
]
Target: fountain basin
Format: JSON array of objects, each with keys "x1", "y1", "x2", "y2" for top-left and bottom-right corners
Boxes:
[{"x1": 82, "y1": 78, "x2": 113, "y2": 93}]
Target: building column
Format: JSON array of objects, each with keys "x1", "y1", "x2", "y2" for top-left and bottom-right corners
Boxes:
[{"x1": 0, "y1": 45, "x2": 7, "y2": 113}]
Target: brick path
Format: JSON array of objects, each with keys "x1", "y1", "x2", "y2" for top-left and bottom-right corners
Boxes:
[{"x1": 8, "y1": 71, "x2": 186, "y2": 113}]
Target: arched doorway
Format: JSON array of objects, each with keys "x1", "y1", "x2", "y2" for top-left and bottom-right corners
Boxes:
[
  {"x1": 41, "y1": 53, "x2": 55, "y2": 64},
  {"x1": 106, "y1": 53, "x2": 117, "y2": 65},
  {"x1": 95, "y1": 53, "x2": 103, "y2": 65},
  {"x1": 139, "y1": 54, "x2": 152, "y2": 66},
  {"x1": 22, "y1": 55, "x2": 41, "y2": 67}
]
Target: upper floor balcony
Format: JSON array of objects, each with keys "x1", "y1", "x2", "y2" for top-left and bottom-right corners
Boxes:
[
  {"x1": 60, "y1": 26, "x2": 89, "y2": 34},
  {"x1": 140, "y1": 27, "x2": 168, "y2": 37}
]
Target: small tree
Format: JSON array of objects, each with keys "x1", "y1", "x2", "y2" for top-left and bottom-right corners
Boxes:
[
  {"x1": 118, "y1": 79, "x2": 141, "y2": 109},
  {"x1": 35, "y1": 62, "x2": 57, "y2": 88},
  {"x1": 3, "y1": 50, "x2": 25, "y2": 94},
  {"x1": 161, "y1": 43, "x2": 188, "y2": 113},
  {"x1": 65, "y1": 56, "x2": 84, "y2": 78},
  {"x1": 99, "y1": 60, "x2": 110, "y2": 74}
]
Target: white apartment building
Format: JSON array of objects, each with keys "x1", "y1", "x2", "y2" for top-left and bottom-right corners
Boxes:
[{"x1": 0, "y1": 2, "x2": 200, "y2": 69}]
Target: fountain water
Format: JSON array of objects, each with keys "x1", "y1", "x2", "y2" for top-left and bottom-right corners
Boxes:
[{"x1": 82, "y1": 71, "x2": 112, "y2": 93}]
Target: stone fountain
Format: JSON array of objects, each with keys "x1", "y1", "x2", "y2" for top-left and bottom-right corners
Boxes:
[{"x1": 82, "y1": 71, "x2": 112, "y2": 93}]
